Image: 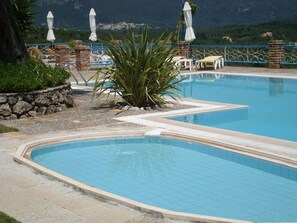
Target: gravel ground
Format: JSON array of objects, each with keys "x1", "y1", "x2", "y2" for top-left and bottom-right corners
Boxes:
[
  {"x1": 0, "y1": 88, "x2": 188, "y2": 223},
  {"x1": 0, "y1": 89, "x2": 187, "y2": 135}
]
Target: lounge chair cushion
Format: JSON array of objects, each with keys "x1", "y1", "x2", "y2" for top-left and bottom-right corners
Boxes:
[
  {"x1": 196, "y1": 56, "x2": 224, "y2": 70},
  {"x1": 28, "y1": 47, "x2": 45, "y2": 60}
]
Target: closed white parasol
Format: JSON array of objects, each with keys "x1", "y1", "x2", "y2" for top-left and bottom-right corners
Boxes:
[
  {"x1": 183, "y1": 1, "x2": 195, "y2": 42},
  {"x1": 46, "y1": 11, "x2": 55, "y2": 42},
  {"x1": 89, "y1": 8, "x2": 97, "y2": 41}
]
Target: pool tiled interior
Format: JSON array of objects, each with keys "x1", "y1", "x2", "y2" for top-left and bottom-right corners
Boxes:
[{"x1": 27, "y1": 136, "x2": 297, "y2": 222}]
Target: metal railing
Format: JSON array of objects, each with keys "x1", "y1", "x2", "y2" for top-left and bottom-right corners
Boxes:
[
  {"x1": 191, "y1": 44, "x2": 269, "y2": 65},
  {"x1": 283, "y1": 44, "x2": 297, "y2": 66},
  {"x1": 191, "y1": 44, "x2": 297, "y2": 67},
  {"x1": 28, "y1": 42, "x2": 297, "y2": 67}
]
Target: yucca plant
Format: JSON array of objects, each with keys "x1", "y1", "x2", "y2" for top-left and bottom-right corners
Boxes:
[{"x1": 91, "y1": 26, "x2": 182, "y2": 108}]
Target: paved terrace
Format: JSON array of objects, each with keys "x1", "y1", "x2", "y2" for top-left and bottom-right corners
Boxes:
[{"x1": 0, "y1": 66, "x2": 297, "y2": 223}]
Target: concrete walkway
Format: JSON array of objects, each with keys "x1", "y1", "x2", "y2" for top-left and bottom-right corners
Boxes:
[
  {"x1": 1, "y1": 127, "x2": 179, "y2": 223},
  {"x1": 1, "y1": 66, "x2": 297, "y2": 223},
  {"x1": 0, "y1": 90, "x2": 180, "y2": 223}
]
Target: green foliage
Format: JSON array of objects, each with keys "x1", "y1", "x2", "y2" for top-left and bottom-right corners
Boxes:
[
  {"x1": 91, "y1": 27, "x2": 181, "y2": 108},
  {"x1": 25, "y1": 28, "x2": 90, "y2": 44},
  {"x1": 10, "y1": 0, "x2": 36, "y2": 36},
  {"x1": 0, "y1": 124, "x2": 18, "y2": 134},
  {"x1": 193, "y1": 21, "x2": 297, "y2": 44},
  {"x1": 25, "y1": 20, "x2": 297, "y2": 45},
  {"x1": 0, "y1": 211, "x2": 20, "y2": 223},
  {"x1": 25, "y1": 27, "x2": 165, "y2": 44},
  {"x1": 0, "y1": 58, "x2": 70, "y2": 93},
  {"x1": 68, "y1": 40, "x2": 77, "y2": 48}
]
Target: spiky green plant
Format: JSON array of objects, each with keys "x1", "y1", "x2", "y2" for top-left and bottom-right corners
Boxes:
[{"x1": 91, "y1": 27, "x2": 182, "y2": 108}]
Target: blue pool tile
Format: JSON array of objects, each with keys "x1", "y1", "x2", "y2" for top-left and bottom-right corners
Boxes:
[
  {"x1": 170, "y1": 75, "x2": 297, "y2": 142},
  {"x1": 31, "y1": 136, "x2": 297, "y2": 222}
]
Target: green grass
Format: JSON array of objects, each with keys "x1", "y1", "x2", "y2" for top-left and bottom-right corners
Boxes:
[
  {"x1": 0, "y1": 211, "x2": 20, "y2": 223},
  {"x1": 0, "y1": 124, "x2": 18, "y2": 134}
]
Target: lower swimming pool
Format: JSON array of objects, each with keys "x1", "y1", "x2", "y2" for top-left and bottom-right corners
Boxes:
[
  {"x1": 30, "y1": 136, "x2": 297, "y2": 222},
  {"x1": 172, "y1": 74, "x2": 297, "y2": 142}
]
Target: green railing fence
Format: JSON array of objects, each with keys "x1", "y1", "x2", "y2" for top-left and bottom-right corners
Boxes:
[{"x1": 28, "y1": 42, "x2": 297, "y2": 67}]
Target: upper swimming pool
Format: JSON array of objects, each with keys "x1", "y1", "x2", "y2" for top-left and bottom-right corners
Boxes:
[{"x1": 172, "y1": 73, "x2": 297, "y2": 142}]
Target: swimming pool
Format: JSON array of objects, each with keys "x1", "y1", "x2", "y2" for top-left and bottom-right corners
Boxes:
[
  {"x1": 172, "y1": 73, "x2": 297, "y2": 142},
  {"x1": 30, "y1": 135, "x2": 297, "y2": 222}
]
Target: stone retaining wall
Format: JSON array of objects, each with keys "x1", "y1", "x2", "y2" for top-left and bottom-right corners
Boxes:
[{"x1": 0, "y1": 84, "x2": 74, "y2": 120}]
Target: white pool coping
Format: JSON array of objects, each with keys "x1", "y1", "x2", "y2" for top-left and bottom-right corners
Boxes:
[
  {"x1": 113, "y1": 72, "x2": 297, "y2": 166},
  {"x1": 14, "y1": 71, "x2": 297, "y2": 222},
  {"x1": 181, "y1": 70, "x2": 297, "y2": 80},
  {"x1": 116, "y1": 97, "x2": 297, "y2": 167},
  {"x1": 14, "y1": 130, "x2": 258, "y2": 223}
]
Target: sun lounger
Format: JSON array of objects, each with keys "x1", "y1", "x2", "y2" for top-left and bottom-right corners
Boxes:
[
  {"x1": 195, "y1": 56, "x2": 224, "y2": 70},
  {"x1": 90, "y1": 53, "x2": 112, "y2": 63},
  {"x1": 28, "y1": 47, "x2": 45, "y2": 60},
  {"x1": 90, "y1": 54, "x2": 113, "y2": 69},
  {"x1": 45, "y1": 48, "x2": 58, "y2": 62},
  {"x1": 45, "y1": 48, "x2": 58, "y2": 57}
]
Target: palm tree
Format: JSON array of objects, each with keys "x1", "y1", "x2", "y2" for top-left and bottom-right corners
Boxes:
[{"x1": 0, "y1": 0, "x2": 35, "y2": 62}]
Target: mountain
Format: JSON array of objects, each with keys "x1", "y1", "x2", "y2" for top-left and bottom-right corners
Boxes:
[{"x1": 34, "y1": 0, "x2": 297, "y2": 29}]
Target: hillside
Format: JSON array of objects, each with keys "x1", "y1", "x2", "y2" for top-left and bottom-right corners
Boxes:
[
  {"x1": 195, "y1": 21, "x2": 297, "y2": 44},
  {"x1": 34, "y1": 0, "x2": 297, "y2": 29},
  {"x1": 26, "y1": 21, "x2": 297, "y2": 44}
]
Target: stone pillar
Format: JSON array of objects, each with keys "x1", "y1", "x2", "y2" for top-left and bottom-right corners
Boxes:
[
  {"x1": 268, "y1": 40, "x2": 284, "y2": 69},
  {"x1": 177, "y1": 41, "x2": 191, "y2": 58},
  {"x1": 75, "y1": 45, "x2": 90, "y2": 71},
  {"x1": 55, "y1": 45, "x2": 70, "y2": 68}
]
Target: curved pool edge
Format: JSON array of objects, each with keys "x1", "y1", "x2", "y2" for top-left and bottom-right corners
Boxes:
[{"x1": 14, "y1": 130, "x2": 273, "y2": 223}]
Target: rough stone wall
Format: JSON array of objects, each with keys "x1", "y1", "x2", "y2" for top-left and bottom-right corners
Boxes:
[
  {"x1": 75, "y1": 45, "x2": 90, "y2": 71},
  {"x1": 268, "y1": 40, "x2": 284, "y2": 69},
  {"x1": 0, "y1": 84, "x2": 74, "y2": 120}
]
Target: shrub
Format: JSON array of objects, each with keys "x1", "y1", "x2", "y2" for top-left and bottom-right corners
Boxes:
[
  {"x1": 91, "y1": 27, "x2": 181, "y2": 108},
  {"x1": 0, "y1": 58, "x2": 70, "y2": 93}
]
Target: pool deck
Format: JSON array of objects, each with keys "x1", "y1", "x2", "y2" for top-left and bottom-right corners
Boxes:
[{"x1": 1, "y1": 66, "x2": 297, "y2": 223}]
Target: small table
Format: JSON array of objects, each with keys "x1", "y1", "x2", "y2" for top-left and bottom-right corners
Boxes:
[{"x1": 176, "y1": 58, "x2": 194, "y2": 71}]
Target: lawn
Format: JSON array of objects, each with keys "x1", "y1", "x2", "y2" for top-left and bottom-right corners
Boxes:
[
  {"x1": 0, "y1": 212, "x2": 20, "y2": 223},
  {"x1": 0, "y1": 124, "x2": 18, "y2": 134}
]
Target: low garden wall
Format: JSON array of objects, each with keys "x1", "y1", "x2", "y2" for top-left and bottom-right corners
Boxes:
[{"x1": 0, "y1": 84, "x2": 74, "y2": 120}]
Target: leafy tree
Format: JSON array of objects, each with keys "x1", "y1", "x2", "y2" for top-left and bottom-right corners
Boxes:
[
  {"x1": 0, "y1": 0, "x2": 35, "y2": 62},
  {"x1": 10, "y1": 0, "x2": 36, "y2": 36}
]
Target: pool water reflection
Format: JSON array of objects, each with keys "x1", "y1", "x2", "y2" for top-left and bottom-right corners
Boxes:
[{"x1": 172, "y1": 74, "x2": 297, "y2": 142}]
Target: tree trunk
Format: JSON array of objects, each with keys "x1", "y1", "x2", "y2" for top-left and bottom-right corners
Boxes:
[{"x1": 0, "y1": 0, "x2": 29, "y2": 62}]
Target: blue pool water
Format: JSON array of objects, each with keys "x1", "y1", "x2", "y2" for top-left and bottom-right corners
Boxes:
[
  {"x1": 31, "y1": 136, "x2": 297, "y2": 222},
  {"x1": 172, "y1": 74, "x2": 297, "y2": 142}
]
